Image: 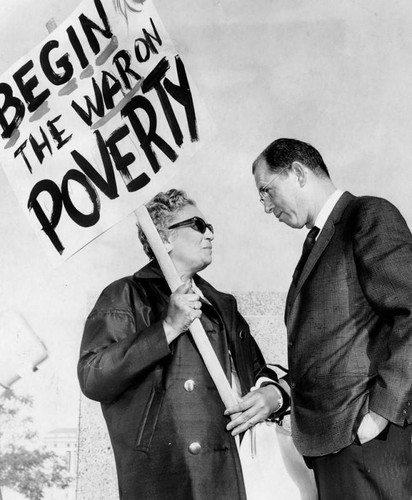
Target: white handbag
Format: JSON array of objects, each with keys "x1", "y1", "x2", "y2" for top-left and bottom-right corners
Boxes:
[{"x1": 240, "y1": 421, "x2": 318, "y2": 500}]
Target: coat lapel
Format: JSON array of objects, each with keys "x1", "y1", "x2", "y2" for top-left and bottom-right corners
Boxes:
[
  {"x1": 195, "y1": 277, "x2": 234, "y2": 329},
  {"x1": 285, "y1": 191, "x2": 355, "y2": 323},
  {"x1": 195, "y1": 277, "x2": 234, "y2": 379},
  {"x1": 135, "y1": 262, "x2": 234, "y2": 380}
]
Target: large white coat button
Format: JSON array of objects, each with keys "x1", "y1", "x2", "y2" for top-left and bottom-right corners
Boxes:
[
  {"x1": 184, "y1": 379, "x2": 195, "y2": 392},
  {"x1": 188, "y1": 442, "x2": 202, "y2": 455}
]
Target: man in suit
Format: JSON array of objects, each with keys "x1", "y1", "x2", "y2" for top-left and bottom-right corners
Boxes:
[{"x1": 248, "y1": 138, "x2": 412, "y2": 499}]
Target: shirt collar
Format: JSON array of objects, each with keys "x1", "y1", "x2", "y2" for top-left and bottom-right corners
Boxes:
[{"x1": 314, "y1": 189, "x2": 344, "y2": 234}]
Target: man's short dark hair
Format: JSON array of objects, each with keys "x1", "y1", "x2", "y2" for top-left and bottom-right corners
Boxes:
[{"x1": 253, "y1": 138, "x2": 330, "y2": 178}]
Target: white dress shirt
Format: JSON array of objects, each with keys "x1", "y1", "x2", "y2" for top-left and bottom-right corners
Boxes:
[{"x1": 314, "y1": 189, "x2": 343, "y2": 237}]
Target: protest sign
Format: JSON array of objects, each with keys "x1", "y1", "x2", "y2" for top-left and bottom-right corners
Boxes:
[{"x1": 0, "y1": 0, "x2": 213, "y2": 265}]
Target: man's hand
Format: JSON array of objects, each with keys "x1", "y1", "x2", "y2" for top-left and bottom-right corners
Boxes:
[
  {"x1": 224, "y1": 385, "x2": 282, "y2": 436},
  {"x1": 357, "y1": 410, "x2": 389, "y2": 444},
  {"x1": 163, "y1": 281, "x2": 202, "y2": 343}
]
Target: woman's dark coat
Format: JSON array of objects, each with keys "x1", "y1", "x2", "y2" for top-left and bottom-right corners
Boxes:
[{"x1": 78, "y1": 261, "x2": 278, "y2": 499}]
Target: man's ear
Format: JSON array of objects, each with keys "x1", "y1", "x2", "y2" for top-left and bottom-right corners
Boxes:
[{"x1": 291, "y1": 161, "x2": 307, "y2": 186}]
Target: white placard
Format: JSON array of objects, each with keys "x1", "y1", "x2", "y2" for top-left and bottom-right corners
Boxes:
[{"x1": 0, "y1": 0, "x2": 213, "y2": 265}]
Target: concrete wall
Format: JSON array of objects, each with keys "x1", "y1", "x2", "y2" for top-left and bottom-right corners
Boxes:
[{"x1": 77, "y1": 291, "x2": 287, "y2": 499}]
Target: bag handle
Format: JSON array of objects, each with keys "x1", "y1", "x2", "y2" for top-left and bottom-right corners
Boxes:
[{"x1": 266, "y1": 363, "x2": 290, "y2": 424}]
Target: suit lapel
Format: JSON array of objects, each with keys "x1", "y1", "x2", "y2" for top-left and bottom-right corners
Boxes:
[
  {"x1": 285, "y1": 227, "x2": 335, "y2": 322},
  {"x1": 293, "y1": 222, "x2": 336, "y2": 298},
  {"x1": 285, "y1": 191, "x2": 355, "y2": 323}
]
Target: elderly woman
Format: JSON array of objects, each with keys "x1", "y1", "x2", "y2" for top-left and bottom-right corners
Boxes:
[{"x1": 78, "y1": 189, "x2": 288, "y2": 500}]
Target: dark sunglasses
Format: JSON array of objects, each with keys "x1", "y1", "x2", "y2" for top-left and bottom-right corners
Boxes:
[{"x1": 168, "y1": 216, "x2": 214, "y2": 234}]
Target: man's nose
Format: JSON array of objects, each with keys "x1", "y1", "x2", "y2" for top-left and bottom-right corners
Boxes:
[{"x1": 263, "y1": 198, "x2": 275, "y2": 214}]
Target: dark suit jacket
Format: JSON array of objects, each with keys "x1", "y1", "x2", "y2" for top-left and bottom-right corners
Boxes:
[
  {"x1": 285, "y1": 192, "x2": 412, "y2": 457},
  {"x1": 78, "y1": 261, "x2": 278, "y2": 499}
]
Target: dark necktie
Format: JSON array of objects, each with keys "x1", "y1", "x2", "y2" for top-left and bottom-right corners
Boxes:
[{"x1": 292, "y1": 226, "x2": 320, "y2": 284}]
